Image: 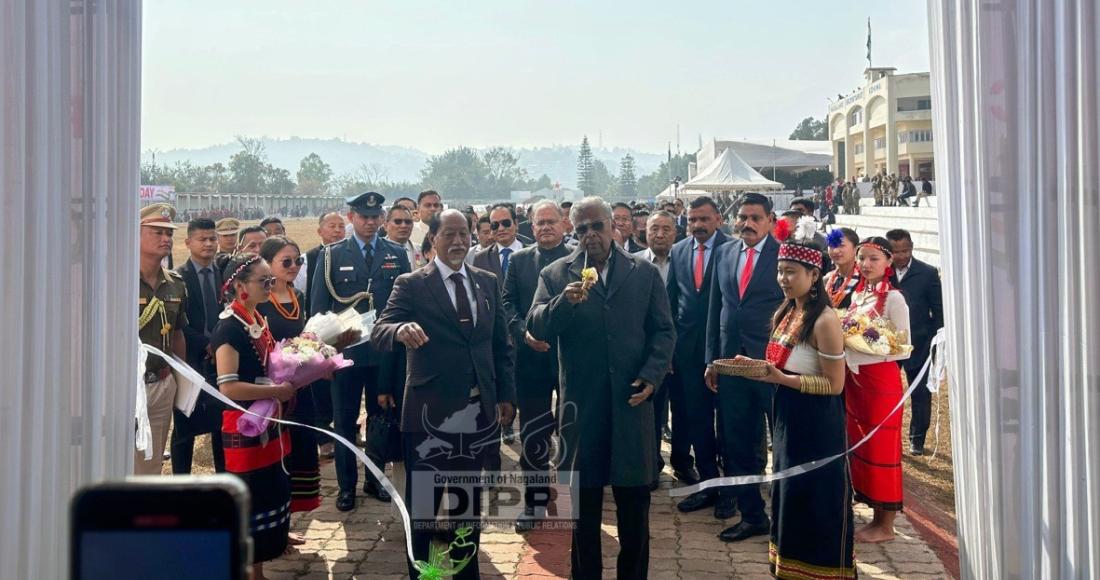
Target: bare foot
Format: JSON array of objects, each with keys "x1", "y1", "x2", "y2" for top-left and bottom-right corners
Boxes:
[
  {"x1": 287, "y1": 531, "x2": 306, "y2": 545},
  {"x1": 855, "y1": 524, "x2": 896, "y2": 543}
]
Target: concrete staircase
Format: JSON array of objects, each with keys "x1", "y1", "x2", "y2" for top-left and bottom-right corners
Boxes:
[{"x1": 831, "y1": 196, "x2": 941, "y2": 267}]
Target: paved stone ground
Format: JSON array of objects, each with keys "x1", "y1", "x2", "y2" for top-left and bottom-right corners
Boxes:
[{"x1": 264, "y1": 442, "x2": 949, "y2": 580}]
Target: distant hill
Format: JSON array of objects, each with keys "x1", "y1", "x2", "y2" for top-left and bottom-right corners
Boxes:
[{"x1": 144, "y1": 137, "x2": 665, "y2": 189}]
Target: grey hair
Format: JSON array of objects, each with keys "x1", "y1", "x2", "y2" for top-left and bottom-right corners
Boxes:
[
  {"x1": 529, "y1": 199, "x2": 562, "y2": 218},
  {"x1": 647, "y1": 210, "x2": 676, "y2": 227},
  {"x1": 569, "y1": 196, "x2": 612, "y2": 224}
]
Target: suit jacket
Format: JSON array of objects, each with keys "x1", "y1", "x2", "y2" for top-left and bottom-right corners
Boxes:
[
  {"x1": 891, "y1": 258, "x2": 944, "y2": 372},
  {"x1": 303, "y1": 244, "x2": 323, "y2": 308},
  {"x1": 502, "y1": 242, "x2": 573, "y2": 392},
  {"x1": 371, "y1": 262, "x2": 516, "y2": 432},
  {"x1": 517, "y1": 220, "x2": 534, "y2": 241},
  {"x1": 472, "y1": 241, "x2": 529, "y2": 281},
  {"x1": 174, "y1": 258, "x2": 222, "y2": 374},
  {"x1": 667, "y1": 230, "x2": 729, "y2": 367},
  {"x1": 528, "y1": 245, "x2": 675, "y2": 487},
  {"x1": 706, "y1": 235, "x2": 785, "y2": 363},
  {"x1": 310, "y1": 235, "x2": 411, "y2": 368}
]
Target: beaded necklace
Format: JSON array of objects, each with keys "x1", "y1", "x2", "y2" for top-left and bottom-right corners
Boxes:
[
  {"x1": 765, "y1": 307, "x2": 805, "y2": 370},
  {"x1": 227, "y1": 300, "x2": 274, "y2": 368},
  {"x1": 269, "y1": 286, "x2": 300, "y2": 320}
]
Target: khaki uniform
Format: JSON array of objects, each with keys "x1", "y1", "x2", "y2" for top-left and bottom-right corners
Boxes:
[
  {"x1": 136, "y1": 267, "x2": 189, "y2": 475},
  {"x1": 872, "y1": 174, "x2": 884, "y2": 206}
]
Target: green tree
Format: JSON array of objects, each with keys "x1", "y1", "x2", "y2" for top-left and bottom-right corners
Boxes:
[
  {"x1": 263, "y1": 166, "x2": 295, "y2": 195},
  {"x1": 419, "y1": 147, "x2": 489, "y2": 200},
  {"x1": 228, "y1": 136, "x2": 268, "y2": 193},
  {"x1": 590, "y1": 159, "x2": 615, "y2": 197},
  {"x1": 789, "y1": 117, "x2": 828, "y2": 140},
  {"x1": 483, "y1": 147, "x2": 529, "y2": 198},
  {"x1": 618, "y1": 154, "x2": 637, "y2": 199},
  {"x1": 636, "y1": 152, "x2": 696, "y2": 198},
  {"x1": 296, "y1": 152, "x2": 334, "y2": 194},
  {"x1": 576, "y1": 136, "x2": 595, "y2": 195},
  {"x1": 532, "y1": 174, "x2": 553, "y2": 191}
]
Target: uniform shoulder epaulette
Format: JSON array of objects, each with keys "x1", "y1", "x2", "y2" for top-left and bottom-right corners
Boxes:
[{"x1": 165, "y1": 268, "x2": 183, "y2": 280}]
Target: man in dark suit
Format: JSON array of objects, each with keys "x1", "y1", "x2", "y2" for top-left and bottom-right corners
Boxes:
[
  {"x1": 171, "y1": 217, "x2": 225, "y2": 474},
  {"x1": 529, "y1": 196, "x2": 675, "y2": 580},
  {"x1": 501, "y1": 200, "x2": 574, "y2": 532},
  {"x1": 517, "y1": 203, "x2": 535, "y2": 241},
  {"x1": 667, "y1": 197, "x2": 730, "y2": 513},
  {"x1": 311, "y1": 191, "x2": 411, "y2": 511},
  {"x1": 473, "y1": 203, "x2": 529, "y2": 281},
  {"x1": 887, "y1": 229, "x2": 944, "y2": 455},
  {"x1": 705, "y1": 192, "x2": 785, "y2": 542},
  {"x1": 372, "y1": 209, "x2": 516, "y2": 580}
]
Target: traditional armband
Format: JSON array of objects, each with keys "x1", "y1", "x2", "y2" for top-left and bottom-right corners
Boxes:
[
  {"x1": 216, "y1": 373, "x2": 239, "y2": 386},
  {"x1": 798, "y1": 375, "x2": 834, "y2": 395}
]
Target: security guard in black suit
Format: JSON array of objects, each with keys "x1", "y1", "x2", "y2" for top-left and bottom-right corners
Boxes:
[{"x1": 310, "y1": 191, "x2": 412, "y2": 511}]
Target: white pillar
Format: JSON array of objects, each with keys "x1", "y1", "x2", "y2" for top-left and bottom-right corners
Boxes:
[
  {"x1": 929, "y1": 1, "x2": 1100, "y2": 578},
  {"x1": 0, "y1": 1, "x2": 142, "y2": 577}
]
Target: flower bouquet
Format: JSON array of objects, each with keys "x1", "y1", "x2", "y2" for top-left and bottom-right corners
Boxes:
[
  {"x1": 303, "y1": 307, "x2": 366, "y2": 346},
  {"x1": 841, "y1": 312, "x2": 913, "y2": 357},
  {"x1": 237, "y1": 332, "x2": 354, "y2": 437}
]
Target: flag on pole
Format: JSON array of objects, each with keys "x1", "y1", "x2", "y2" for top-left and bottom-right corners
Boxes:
[{"x1": 866, "y1": 18, "x2": 872, "y2": 66}]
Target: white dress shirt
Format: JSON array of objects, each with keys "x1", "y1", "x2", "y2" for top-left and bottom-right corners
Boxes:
[
  {"x1": 496, "y1": 239, "x2": 524, "y2": 268},
  {"x1": 894, "y1": 258, "x2": 913, "y2": 283},
  {"x1": 293, "y1": 253, "x2": 309, "y2": 292},
  {"x1": 736, "y1": 236, "x2": 770, "y2": 285},
  {"x1": 434, "y1": 257, "x2": 478, "y2": 326},
  {"x1": 635, "y1": 248, "x2": 670, "y2": 283}
]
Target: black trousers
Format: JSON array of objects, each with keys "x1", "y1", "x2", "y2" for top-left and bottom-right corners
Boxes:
[
  {"x1": 331, "y1": 365, "x2": 383, "y2": 492},
  {"x1": 312, "y1": 378, "x2": 334, "y2": 445},
  {"x1": 907, "y1": 360, "x2": 932, "y2": 447},
  {"x1": 716, "y1": 374, "x2": 772, "y2": 524},
  {"x1": 677, "y1": 358, "x2": 719, "y2": 480},
  {"x1": 170, "y1": 396, "x2": 225, "y2": 474},
  {"x1": 570, "y1": 485, "x2": 650, "y2": 580},
  {"x1": 517, "y1": 383, "x2": 556, "y2": 507},
  {"x1": 654, "y1": 372, "x2": 692, "y2": 473},
  {"x1": 403, "y1": 410, "x2": 488, "y2": 580}
]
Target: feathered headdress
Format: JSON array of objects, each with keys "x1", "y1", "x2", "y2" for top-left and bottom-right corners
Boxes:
[
  {"x1": 773, "y1": 218, "x2": 792, "y2": 242},
  {"x1": 776, "y1": 216, "x2": 824, "y2": 270},
  {"x1": 826, "y1": 228, "x2": 845, "y2": 249}
]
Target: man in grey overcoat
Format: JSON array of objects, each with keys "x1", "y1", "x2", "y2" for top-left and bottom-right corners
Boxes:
[{"x1": 528, "y1": 196, "x2": 676, "y2": 580}]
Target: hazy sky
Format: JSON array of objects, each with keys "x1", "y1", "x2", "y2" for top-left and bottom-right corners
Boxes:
[{"x1": 142, "y1": 1, "x2": 930, "y2": 154}]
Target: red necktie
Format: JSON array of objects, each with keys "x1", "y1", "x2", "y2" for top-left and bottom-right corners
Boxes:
[
  {"x1": 738, "y1": 247, "x2": 756, "y2": 298},
  {"x1": 693, "y1": 243, "x2": 706, "y2": 291}
]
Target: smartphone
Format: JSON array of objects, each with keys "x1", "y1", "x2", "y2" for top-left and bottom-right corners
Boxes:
[{"x1": 71, "y1": 475, "x2": 250, "y2": 580}]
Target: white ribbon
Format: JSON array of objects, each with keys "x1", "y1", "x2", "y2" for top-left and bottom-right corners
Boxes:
[
  {"x1": 138, "y1": 344, "x2": 417, "y2": 564},
  {"x1": 134, "y1": 343, "x2": 152, "y2": 460},
  {"x1": 670, "y1": 328, "x2": 947, "y2": 497}
]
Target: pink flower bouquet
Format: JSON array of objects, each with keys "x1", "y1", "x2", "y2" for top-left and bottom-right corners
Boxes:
[{"x1": 237, "y1": 332, "x2": 354, "y2": 436}]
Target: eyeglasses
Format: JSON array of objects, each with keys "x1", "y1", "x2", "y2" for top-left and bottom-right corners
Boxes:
[
  {"x1": 490, "y1": 219, "x2": 513, "y2": 230},
  {"x1": 390, "y1": 218, "x2": 414, "y2": 226},
  {"x1": 250, "y1": 275, "x2": 277, "y2": 290},
  {"x1": 279, "y1": 256, "x2": 305, "y2": 268},
  {"x1": 574, "y1": 219, "x2": 608, "y2": 236}
]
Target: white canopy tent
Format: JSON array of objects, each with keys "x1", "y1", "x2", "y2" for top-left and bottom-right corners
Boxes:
[
  {"x1": 682, "y1": 147, "x2": 784, "y2": 192},
  {"x1": 654, "y1": 183, "x2": 709, "y2": 201}
]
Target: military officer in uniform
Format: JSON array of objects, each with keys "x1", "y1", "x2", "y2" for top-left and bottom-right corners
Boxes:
[
  {"x1": 215, "y1": 217, "x2": 241, "y2": 255},
  {"x1": 310, "y1": 191, "x2": 412, "y2": 511},
  {"x1": 137, "y1": 203, "x2": 189, "y2": 475}
]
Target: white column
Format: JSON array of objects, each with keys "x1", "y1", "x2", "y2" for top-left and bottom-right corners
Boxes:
[
  {"x1": 0, "y1": 1, "x2": 142, "y2": 577},
  {"x1": 929, "y1": 1, "x2": 1100, "y2": 578}
]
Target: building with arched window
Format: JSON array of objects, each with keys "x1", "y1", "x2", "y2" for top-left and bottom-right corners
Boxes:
[{"x1": 828, "y1": 67, "x2": 935, "y2": 180}]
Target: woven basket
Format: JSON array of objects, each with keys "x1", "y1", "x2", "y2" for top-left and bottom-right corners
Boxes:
[{"x1": 712, "y1": 357, "x2": 769, "y2": 378}]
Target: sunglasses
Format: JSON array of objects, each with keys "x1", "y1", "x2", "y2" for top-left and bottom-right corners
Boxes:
[
  {"x1": 251, "y1": 275, "x2": 277, "y2": 290},
  {"x1": 574, "y1": 220, "x2": 608, "y2": 236},
  {"x1": 490, "y1": 219, "x2": 513, "y2": 230},
  {"x1": 390, "y1": 219, "x2": 414, "y2": 226},
  {"x1": 279, "y1": 256, "x2": 305, "y2": 268}
]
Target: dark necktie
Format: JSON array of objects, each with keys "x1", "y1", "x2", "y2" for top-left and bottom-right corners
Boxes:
[
  {"x1": 199, "y1": 267, "x2": 219, "y2": 332},
  {"x1": 500, "y1": 247, "x2": 513, "y2": 276},
  {"x1": 449, "y1": 272, "x2": 474, "y2": 332},
  {"x1": 363, "y1": 242, "x2": 374, "y2": 272}
]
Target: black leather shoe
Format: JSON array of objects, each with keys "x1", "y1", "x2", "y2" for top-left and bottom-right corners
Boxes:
[
  {"x1": 502, "y1": 425, "x2": 516, "y2": 445},
  {"x1": 909, "y1": 443, "x2": 925, "y2": 456},
  {"x1": 661, "y1": 426, "x2": 673, "y2": 444},
  {"x1": 515, "y1": 506, "x2": 538, "y2": 533},
  {"x1": 718, "y1": 520, "x2": 769, "y2": 542},
  {"x1": 336, "y1": 490, "x2": 356, "y2": 512},
  {"x1": 714, "y1": 496, "x2": 738, "y2": 520},
  {"x1": 363, "y1": 480, "x2": 392, "y2": 503},
  {"x1": 671, "y1": 466, "x2": 700, "y2": 485},
  {"x1": 676, "y1": 490, "x2": 717, "y2": 513}
]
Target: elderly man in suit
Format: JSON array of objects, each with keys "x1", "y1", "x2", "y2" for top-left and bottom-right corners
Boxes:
[
  {"x1": 311, "y1": 191, "x2": 411, "y2": 511},
  {"x1": 502, "y1": 200, "x2": 574, "y2": 532},
  {"x1": 529, "y1": 196, "x2": 675, "y2": 580},
  {"x1": 887, "y1": 229, "x2": 944, "y2": 455},
  {"x1": 667, "y1": 197, "x2": 730, "y2": 512},
  {"x1": 705, "y1": 192, "x2": 785, "y2": 542},
  {"x1": 171, "y1": 217, "x2": 226, "y2": 474},
  {"x1": 372, "y1": 209, "x2": 516, "y2": 580}
]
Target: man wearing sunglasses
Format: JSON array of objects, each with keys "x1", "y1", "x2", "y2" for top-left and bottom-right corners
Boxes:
[
  {"x1": 528, "y1": 196, "x2": 675, "y2": 580},
  {"x1": 385, "y1": 204, "x2": 424, "y2": 269},
  {"x1": 310, "y1": 191, "x2": 412, "y2": 511},
  {"x1": 472, "y1": 203, "x2": 529, "y2": 282}
]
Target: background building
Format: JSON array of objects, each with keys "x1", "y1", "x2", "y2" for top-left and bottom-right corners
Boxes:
[{"x1": 828, "y1": 67, "x2": 935, "y2": 180}]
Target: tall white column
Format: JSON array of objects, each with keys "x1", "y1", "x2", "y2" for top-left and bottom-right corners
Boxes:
[
  {"x1": 928, "y1": 1, "x2": 1099, "y2": 578},
  {"x1": 0, "y1": 0, "x2": 142, "y2": 577}
]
